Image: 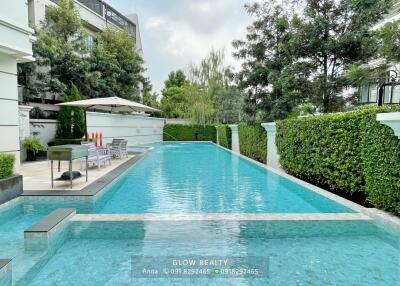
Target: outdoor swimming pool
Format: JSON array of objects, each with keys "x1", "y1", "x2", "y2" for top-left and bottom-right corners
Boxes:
[
  {"x1": 3, "y1": 218, "x2": 400, "y2": 286},
  {"x1": 0, "y1": 142, "x2": 398, "y2": 285},
  {"x1": 96, "y1": 142, "x2": 352, "y2": 213}
]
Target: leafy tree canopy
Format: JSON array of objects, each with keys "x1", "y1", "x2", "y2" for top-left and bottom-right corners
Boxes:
[{"x1": 233, "y1": 0, "x2": 394, "y2": 121}]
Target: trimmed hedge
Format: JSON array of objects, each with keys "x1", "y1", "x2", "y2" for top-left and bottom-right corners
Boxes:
[
  {"x1": 54, "y1": 138, "x2": 85, "y2": 145},
  {"x1": 163, "y1": 124, "x2": 217, "y2": 142},
  {"x1": 238, "y1": 123, "x2": 267, "y2": 163},
  {"x1": 276, "y1": 105, "x2": 400, "y2": 215},
  {"x1": 0, "y1": 153, "x2": 15, "y2": 180},
  {"x1": 360, "y1": 107, "x2": 400, "y2": 214},
  {"x1": 216, "y1": 125, "x2": 231, "y2": 149}
]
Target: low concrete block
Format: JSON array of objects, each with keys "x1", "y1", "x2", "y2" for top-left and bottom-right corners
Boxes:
[
  {"x1": 24, "y1": 208, "x2": 75, "y2": 251},
  {"x1": 0, "y1": 259, "x2": 12, "y2": 286},
  {"x1": 0, "y1": 175, "x2": 22, "y2": 205}
]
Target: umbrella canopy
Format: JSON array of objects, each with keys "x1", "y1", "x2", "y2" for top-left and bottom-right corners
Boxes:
[{"x1": 56, "y1": 96, "x2": 159, "y2": 113}]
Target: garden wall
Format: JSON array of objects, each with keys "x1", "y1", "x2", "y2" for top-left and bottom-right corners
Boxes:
[
  {"x1": 87, "y1": 112, "x2": 165, "y2": 146},
  {"x1": 276, "y1": 106, "x2": 400, "y2": 215},
  {"x1": 163, "y1": 124, "x2": 217, "y2": 142}
]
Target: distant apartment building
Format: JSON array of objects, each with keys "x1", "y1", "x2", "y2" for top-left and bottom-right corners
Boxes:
[
  {"x1": 360, "y1": 1, "x2": 400, "y2": 105},
  {"x1": 24, "y1": 0, "x2": 143, "y2": 112},
  {"x1": 0, "y1": 1, "x2": 35, "y2": 171}
]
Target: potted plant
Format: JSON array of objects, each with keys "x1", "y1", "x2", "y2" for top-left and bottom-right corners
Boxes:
[{"x1": 22, "y1": 137, "x2": 44, "y2": 161}]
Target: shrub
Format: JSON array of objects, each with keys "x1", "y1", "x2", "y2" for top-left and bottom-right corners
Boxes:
[
  {"x1": 21, "y1": 137, "x2": 44, "y2": 155},
  {"x1": 360, "y1": 106, "x2": 400, "y2": 214},
  {"x1": 276, "y1": 105, "x2": 400, "y2": 215},
  {"x1": 0, "y1": 153, "x2": 15, "y2": 180},
  {"x1": 216, "y1": 125, "x2": 231, "y2": 149},
  {"x1": 163, "y1": 124, "x2": 217, "y2": 142},
  {"x1": 238, "y1": 123, "x2": 267, "y2": 163}
]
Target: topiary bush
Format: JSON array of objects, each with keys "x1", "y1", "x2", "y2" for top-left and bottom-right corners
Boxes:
[
  {"x1": 163, "y1": 124, "x2": 217, "y2": 142},
  {"x1": 238, "y1": 123, "x2": 267, "y2": 163},
  {"x1": 0, "y1": 153, "x2": 15, "y2": 180},
  {"x1": 276, "y1": 105, "x2": 400, "y2": 215},
  {"x1": 216, "y1": 125, "x2": 231, "y2": 149}
]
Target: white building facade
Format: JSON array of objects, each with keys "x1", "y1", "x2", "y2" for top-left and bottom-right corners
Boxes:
[{"x1": 0, "y1": 0, "x2": 35, "y2": 172}]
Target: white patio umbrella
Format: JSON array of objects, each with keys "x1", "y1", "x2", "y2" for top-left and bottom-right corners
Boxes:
[
  {"x1": 56, "y1": 96, "x2": 160, "y2": 138},
  {"x1": 56, "y1": 96, "x2": 159, "y2": 113}
]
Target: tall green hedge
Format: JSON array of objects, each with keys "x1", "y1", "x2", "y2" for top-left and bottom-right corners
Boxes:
[
  {"x1": 276, "y1": 105, "x2": 400, "y2": 215},
  {"x1": 238, "y1": 123, "x2": 267, "y2": 163},
  {"x1": 360, "y1": 107, "x2": 400, "y2": 214},
  {"x1": 0, "y1": 153, "x2": 15, "y2": 180},
  {"x1": 163, "y1": 124, "x2": 217, "y2": 142},
  {"x1": 216, "y1": 125, "x2": 231, "y2": 149}
]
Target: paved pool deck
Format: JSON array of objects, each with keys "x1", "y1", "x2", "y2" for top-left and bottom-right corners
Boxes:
[{"x1": 21, "y1": 154, "x2": 144, "y2": 195}]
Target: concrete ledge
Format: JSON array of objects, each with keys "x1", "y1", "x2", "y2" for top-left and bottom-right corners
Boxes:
[
  {"x1": 0, "y1": 259, "x2": 12, "y2": 286},
  {"x1": 24, "y1": 208, "x2": 75, "y2": 251},
  {"x1": 0, "y1": 175, "x2": 22, "y2": 205}
]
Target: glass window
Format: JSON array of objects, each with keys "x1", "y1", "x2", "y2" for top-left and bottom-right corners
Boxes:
[
  {"x1": 392, "y1": 85, "x2": 400, "y2": 104},
  {"x1": 360, "y1": 85, "x2": 369, "y2": 103},
  {"x1": 84, "y1": 35, "x2": 94, "y2": 50},
  {"x1": 384, "y1": 85, "x2": 392, "y2": 103},
  {"x1": 369, "y1": 85, "x2": 378, "y2": 103}
]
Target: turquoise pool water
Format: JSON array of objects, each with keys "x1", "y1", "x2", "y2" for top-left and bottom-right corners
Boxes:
[
  {"x1": 1, "y1": 142, "x2": 398, "y2": 285},
  {"x1": 96, "y1": 142, "x2": 352, "y2": 213},
  {"x1": 21, "y1": 220, "x2": 400, "y2": 286}
]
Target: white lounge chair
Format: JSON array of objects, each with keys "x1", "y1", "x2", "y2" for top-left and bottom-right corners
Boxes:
[
  {"x1": 80, "y1": 143, "x2": 111, "y2": 170},
  {"x1": 107, "y1": 139, "x2": 128, "y2": 158}
]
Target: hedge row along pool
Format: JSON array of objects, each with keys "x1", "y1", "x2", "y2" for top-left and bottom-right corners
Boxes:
[{"x1": 276, "y1": 105, "x2": 400, "y2": 215}]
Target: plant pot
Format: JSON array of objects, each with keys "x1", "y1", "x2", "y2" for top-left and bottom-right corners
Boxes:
[{"x1": 26, "y1": 149, "x2": 36, "y2": 161}]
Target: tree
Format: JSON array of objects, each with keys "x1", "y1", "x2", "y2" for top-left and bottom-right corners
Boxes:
[
  {"x1": 161, "y1": 70, "x2": 189, "y2": 118},
  {"x1": 70, "y1": 84, "x2": 85, "y2": 138},
  {"x1": 188, "y1": 50, "x2": 243, "y2": 123},
  {"x1": 55, "y1": 83, "x2": 85, "y2": 139},
  {"x1": 18, "y1": 0, "x2": 147, "y2": 103},
  {"x1": 56, "y1": 91, "x2": 72, "y2": 139},
  {"x1": 234, "y1": 0, "x2": 394, "y2": 119},
  {"x1": 19, "y1": 0, "x2": 87, "y2": 101},
  {"x1": 87, "y1": 27, "x2": 145, "y2": 100}
]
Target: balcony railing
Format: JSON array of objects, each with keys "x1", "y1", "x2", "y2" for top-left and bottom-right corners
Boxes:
[{"x1": 50, "y1": 0, "x2": 136, "y2": 38}]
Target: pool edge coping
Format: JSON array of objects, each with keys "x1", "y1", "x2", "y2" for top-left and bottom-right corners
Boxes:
[
  {"x1": 208, "y1": 141, "x2": 400, "y2": 230},
  {"x1": 20, "y1": 152, "x2": 149, "y2": 197}
]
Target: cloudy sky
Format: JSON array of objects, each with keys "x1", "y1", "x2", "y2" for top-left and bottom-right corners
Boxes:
[{"x1": 107, "y1": 0, "x2": 254, "y2": 95}]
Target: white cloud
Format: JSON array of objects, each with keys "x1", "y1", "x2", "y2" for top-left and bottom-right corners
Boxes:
[{"x1": 108, "y1": 0, "x2": 253, "y2": 93}]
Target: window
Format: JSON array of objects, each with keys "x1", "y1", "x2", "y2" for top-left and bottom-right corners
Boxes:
[{"x1": 84, "y1": 34, "x2": 94, "y2": 50}]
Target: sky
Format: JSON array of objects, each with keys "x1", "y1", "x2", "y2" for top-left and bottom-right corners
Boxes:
[{"x1": 106, "y1": 0, "x2": 254, "y2": 95}]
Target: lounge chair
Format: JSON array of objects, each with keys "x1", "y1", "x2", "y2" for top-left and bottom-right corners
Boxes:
[
  {"x1": 107, "y1": 139, "x2": 128, "y2": 158},
  {"x1": 80, "y1": 143, "x2": 111, "y2": 170}
]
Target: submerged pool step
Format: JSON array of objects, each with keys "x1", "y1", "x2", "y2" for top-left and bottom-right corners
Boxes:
[
  {"x1": 24, "y1": 208, "x2": 75, "y2": 251},
  {"x1": 71, "y1": 212, "x2": 371, "y2": 221},
  {"x1": 0, "y1": 259, "x2": 12, "y2": 286}
]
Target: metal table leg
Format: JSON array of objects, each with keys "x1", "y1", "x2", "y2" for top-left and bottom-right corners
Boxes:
[
  {"x1": 69, "y1": 160, "x2": 72, "y2": 189},
  {"x1": 51, "y1": 160, "x2": 54, "y2": 188},
  {"x1": 85, "y1": 156, "x2": 88, "y2": 182}
]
